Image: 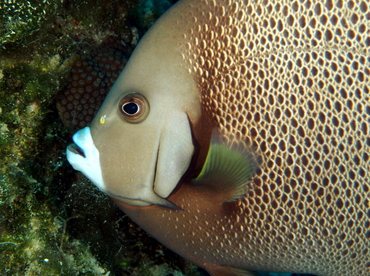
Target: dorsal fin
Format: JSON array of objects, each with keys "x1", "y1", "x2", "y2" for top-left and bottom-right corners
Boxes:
[{"x1": 194, "y1": 130, "x2": 259, "y2": 202}]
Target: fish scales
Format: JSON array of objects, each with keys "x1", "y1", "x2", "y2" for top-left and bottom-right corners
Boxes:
[
  {"x1": 177, "y1": 0, "x2": 369, "y2": 274},
  {"x1": 66, "y1": 0, "x2": 370, "y2": 275}
]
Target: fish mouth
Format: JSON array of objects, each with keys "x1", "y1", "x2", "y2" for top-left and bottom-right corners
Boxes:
[
  {"x1": 67, "y1": 143, "x2": 86, "y2": 158},
  {"x1": 66, "y1": 127, "x2": 105, "y2": 191}
]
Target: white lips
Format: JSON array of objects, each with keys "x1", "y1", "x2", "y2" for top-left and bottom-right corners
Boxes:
[{"x1": 66, "y1": 127, "x2": 105, "y2": 191}]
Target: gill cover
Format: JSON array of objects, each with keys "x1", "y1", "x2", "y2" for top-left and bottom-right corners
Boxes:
[
  {"x1": 89, "y1": 85, "x2": 196, "y2": 210},
  {"x1": 107, "y1": 106, "x2": 194, "y2": 210}
]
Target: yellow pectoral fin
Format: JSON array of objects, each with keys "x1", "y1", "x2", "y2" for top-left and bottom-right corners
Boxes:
[{"x1": 194, "y1": 130, "x2": 260, "y2": 202}]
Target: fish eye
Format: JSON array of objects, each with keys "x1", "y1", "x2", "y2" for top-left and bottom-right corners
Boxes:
[
  {"x1": 122, "y1": 102, "x2": 139, "y2": 115},
  {"x1": 118, "y1": 93, "x2": 149, "y2": 123}
]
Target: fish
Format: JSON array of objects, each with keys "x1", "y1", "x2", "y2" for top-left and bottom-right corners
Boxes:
[{"x1": 66, "y1": 0, "x2": 370, "y2": 275}]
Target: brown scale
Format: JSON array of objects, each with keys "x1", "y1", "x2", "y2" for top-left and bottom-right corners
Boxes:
[
  {"x1": 56, "y1": 37, "x2": 132, "y2": 130},
  {"x1": 176, "y1": 0, "x2": 369, "y2": 275}
]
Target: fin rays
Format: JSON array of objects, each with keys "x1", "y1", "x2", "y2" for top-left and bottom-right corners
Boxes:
[{"x1": 194, "y1": 130, "x2": 259, "y2": 202}]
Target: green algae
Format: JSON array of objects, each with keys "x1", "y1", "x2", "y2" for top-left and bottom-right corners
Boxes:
[
  {"x1": 0, "y1": 51, "x2": 112, "y2": 274},
  {"x1": 0, "y1": 0, "x2": 58, "y2": 45}
]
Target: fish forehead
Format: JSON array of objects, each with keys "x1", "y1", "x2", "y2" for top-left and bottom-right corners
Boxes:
[{"x1": 119, "y1": 0, "x2": 369, "y2": 275}]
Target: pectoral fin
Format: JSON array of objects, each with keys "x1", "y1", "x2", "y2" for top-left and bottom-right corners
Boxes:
[{"x1": 194, "y1": 130, "x2": 259, "y2": 202}]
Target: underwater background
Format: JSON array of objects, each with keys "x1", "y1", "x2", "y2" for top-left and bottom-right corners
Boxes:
[{"x1": 0, "y1": 0, "x2": 317, "y2": 275}]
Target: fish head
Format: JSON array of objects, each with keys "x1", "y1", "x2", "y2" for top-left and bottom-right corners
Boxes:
[{"x1": 66, "y1": 14, "x2": 206, "y2": 209}]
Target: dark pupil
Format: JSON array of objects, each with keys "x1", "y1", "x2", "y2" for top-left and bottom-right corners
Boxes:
[{"x1": 123, "y1": 102, "x2": 139, "y2": 115}]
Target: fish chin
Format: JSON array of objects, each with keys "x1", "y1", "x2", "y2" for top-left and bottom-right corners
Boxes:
[
  {"x1": 108, "y1": 192, "x2": 182, "y2": 210},
  {"x1": 112, "y1": 197, "x2": 152, "y2": 207},
  {"x1": 66, "y1": 127, "x2": 105, "y2": 191}
]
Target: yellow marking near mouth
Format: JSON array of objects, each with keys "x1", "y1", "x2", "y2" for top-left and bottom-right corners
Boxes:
[{"x1": 99, "y1": 114, "x2": 106, "y2": 124}]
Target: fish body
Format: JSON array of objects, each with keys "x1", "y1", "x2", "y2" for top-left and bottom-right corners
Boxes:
[{"x1": 66, "y1": 0, "x2": 370, "y2": 275}]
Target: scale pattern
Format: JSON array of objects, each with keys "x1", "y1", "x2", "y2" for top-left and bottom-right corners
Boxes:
[{"x1": 180, "y1": 0, "x2": 369, "y2": 275}]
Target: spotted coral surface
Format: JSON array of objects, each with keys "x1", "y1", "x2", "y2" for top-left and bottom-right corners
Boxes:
[{"x1": 56, "y1": 37, "x2": 132, "y2": 130}]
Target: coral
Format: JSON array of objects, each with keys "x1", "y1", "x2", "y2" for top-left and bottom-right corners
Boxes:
[
  {"x1": 0, "y1": 50, "x2": 112, "y2": 274},
  {"x1": 56, "y1": 37, "x2": 132, "y2": 130},
  {"x1": 0, "y1": 0, "x2": 57, "y2": 45}
]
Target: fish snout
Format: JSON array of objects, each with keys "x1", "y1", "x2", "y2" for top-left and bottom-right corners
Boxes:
[{"x1": 66, "y1": 127, "x2": 105, "y2": 191}]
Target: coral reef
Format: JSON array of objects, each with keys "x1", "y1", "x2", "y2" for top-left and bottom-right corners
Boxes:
[
  {"x1": 56, "y1": 37, "x2": 132, "y2": 130},
  {"x1": 0, "y1": 52, "x2": 109, "y2": 274},
  {"x1": 0, "y1": 33, "x2": 113, "y2": 275},
  {"x1": 0, "y1": 0, "x2": 57, "y2": 45}
]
